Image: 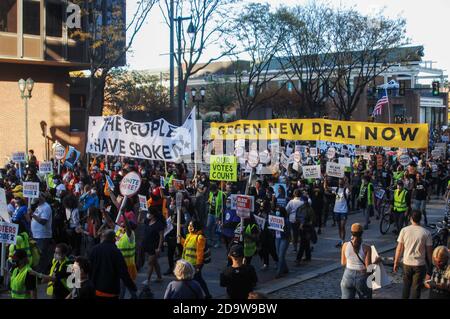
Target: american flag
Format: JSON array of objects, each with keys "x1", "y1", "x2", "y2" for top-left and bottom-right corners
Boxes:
[{"x1": 372, "y1": 89, "x2": 389, "y2": 116}]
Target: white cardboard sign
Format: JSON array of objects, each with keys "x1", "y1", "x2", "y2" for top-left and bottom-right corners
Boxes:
[
  {"x1": 119, "y1": 171, "x2": 142, "y2": 197},
  {"x1": 0, "y1": 188, "x2": 10, "y2": 223},
  {"x1": 0, "y1": 222, "x2": 19, "y2": 245},
  {"x1": 326, "y1": 162, "x2": 345, "y2": 178},
  {"x1": 268, "y1": 215, "x2": 285, "y2": 232},
  {"x1": 138, "y1": 195, "x2": 148, "y2": 211},
  {"x1": 302, "y1": 165, "x2": 321, "y2": 179},
  {"x1": 39, "y1": 161, "x2": 53, "y2": 174},
  {"x1": 12, "y1": 152, "x2": 26, "y2": 163},
  {"x1": 23, "y1": 182, "x2": 40, "y2": 199}
]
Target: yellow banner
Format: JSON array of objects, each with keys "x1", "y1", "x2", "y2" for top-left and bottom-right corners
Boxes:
[{"x1": 210, "y1": 119, "x2": 429, "y2": 149}]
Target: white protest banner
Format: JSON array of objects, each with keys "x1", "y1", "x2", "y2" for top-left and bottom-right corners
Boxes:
[
  {"x1": 0, "y1": 222, "x2": 19, "y2": 245},
  {"x1": 39, "y1": 161, "x2": 53, "y2": 174},
  {"x1": 138, "y1": 195, "x2": 148, "y2": 211},
  {"x1": 164, "y1": 217, "x2": 174, "y2": 238},
  {"x1": 23, "y1": 182, "x2": 40, "y2": 199},
  {"x1": 87, "y1": 108, "x2": 198, "y2": 162},
  {"x1": 326, "y1": 162, "x2": 345, "y2": 178},
  {"x1": 12, "y1": 152, "x2": 26, "y2": 163},
  {"x1": 268, "y1": 215, "x2": 285, "y2": 232},
  {"x1": 254, "y1": 215, "x2": 266, "y2": 230},
  {"x1": 119, "y1": 172, "x2": 142, "y2": 197},
  {"x1": 0, "y1": 188, "x2": 10, "y2": 223},
  {"x1": 338, "y1": 157, "x2": 351, "y2": 167},
  {"x1": 309, "y1": 147, "x2": 318, "y2": 157},
  {"x1": 302, "y1": 165, "x2": 321, "y2": 179},
  {"x1": 326, "y1": 147, "x2": 336, "y2": 159},
  {"x1": 398, "y1": 154, "x2": 411, "y2": 167},
  {"x1": 236, "y1": 195, "x2": 254, "y2": 218}
]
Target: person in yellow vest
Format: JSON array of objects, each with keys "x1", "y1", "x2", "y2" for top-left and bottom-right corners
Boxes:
[
  {"x1": 8, "y1": 223, "x2": 32, "y2": 267},
  {"x1": 179, "y1": 220, "x2": 212, "y2": 299},
  {"x1": 9, "y1": 249, "x2": 37, "y2": 299},
  {"x1": 391, "y1": 180, "x2": 411, "y2": 234},
  {"x1": 115, "y1": 210, "x2": 138, "y2": 299},
  {"x1": 33, "y1": 243, "x2": 71, "y2": 299}
]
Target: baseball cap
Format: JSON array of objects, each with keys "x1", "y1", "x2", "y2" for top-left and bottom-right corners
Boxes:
[{"x1": 229, "y1": 244, "x2": 244, "y2": 258}]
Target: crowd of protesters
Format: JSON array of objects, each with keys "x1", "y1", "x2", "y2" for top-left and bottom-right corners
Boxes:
[{"x1": 0, "y1": 139, "x2": 449, "y2": 300}]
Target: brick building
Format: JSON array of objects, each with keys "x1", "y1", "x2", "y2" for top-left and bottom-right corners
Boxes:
[{"x1": 0, "y1": 0, "x2": 125, "y2": 164}]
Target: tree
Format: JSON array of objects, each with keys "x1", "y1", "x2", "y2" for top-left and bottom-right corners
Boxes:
[
  {"x1": 161, "y1": 0, "x2": 239, "y2": 118},
  {"x1": 329, "y1": 6, "x2": 410, "y2": 120},
  {"x1": 203, "y1": 77, "x2": 237, "y2": 121},
  {"x1": 259, "y1": 88, "x2": 303, "y2": 119},
  {"x1": 103, "y1": 69, "x2": 169, "y2": 118},
  {"x1": 275, "y1": 3, "x2": 338, "y2": 117},
  {"x1": 70, "y1": 0, "x2": 157, "y2": 134},
  {"x1": 225, "y1": 2, "x2": 289, "y2": 118}
]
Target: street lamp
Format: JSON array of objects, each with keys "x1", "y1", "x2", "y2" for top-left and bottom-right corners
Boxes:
[
  {"x1": 18, "y1": 78, "x2": 34, "y2": 162},
  {"x1": 191, "y1": 86, "x2": 206, "y2": 120}
]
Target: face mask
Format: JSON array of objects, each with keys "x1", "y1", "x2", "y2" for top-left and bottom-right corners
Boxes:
[
  {"x1": 276, "y1": 211, "x2": 281, "y2": 217},
  {"x1": 54, "y1": 253, "x2": 62, "y2": 261}
]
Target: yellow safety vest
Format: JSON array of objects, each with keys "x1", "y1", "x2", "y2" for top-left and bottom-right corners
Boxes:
[
  {"x1": 394, "y1": 189, "x2": 408, "y2": 213},
  {"x1": 116, "y1": 231, "x2": 136, "y2": 266},
  {"x1": 244, "y1": 224, "x2": 257, "y2": 257},
  {"x1": 9, "y1": 232, "x2": 32, "y2": 266},
  {"x1": 46, "y1": 258, "x2": 69, "y2": 296},
  {"x1": 11, "y1": 265, "x2": 33, "y2": 299},
  {"x1": 182, "y1": 234, "x2": 199, "y2": 266}
]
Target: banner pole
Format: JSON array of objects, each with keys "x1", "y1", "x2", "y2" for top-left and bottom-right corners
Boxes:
[
  {"x1": 57, "y1": 160, "x2": 61, "y2": 176},
  {"x1": 115, "y1": 196, "x2": 128, "y2": 225},
  {"x1": 1, "y1": 243, "x2": 5, "y2": 279}
]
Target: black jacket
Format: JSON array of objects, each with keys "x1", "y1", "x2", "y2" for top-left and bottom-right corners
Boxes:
[{"x1": 89, "y1": 241, "x2": 137, "y2": 296}]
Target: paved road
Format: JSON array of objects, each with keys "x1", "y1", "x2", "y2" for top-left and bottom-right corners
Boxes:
[{"x1": 0, "y1": 199, "x2": 445, "y2": 299}]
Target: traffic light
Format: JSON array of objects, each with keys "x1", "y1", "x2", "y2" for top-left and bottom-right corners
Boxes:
[{"x1": 432, "y1": 81, "x2": 440, "y2": 96}]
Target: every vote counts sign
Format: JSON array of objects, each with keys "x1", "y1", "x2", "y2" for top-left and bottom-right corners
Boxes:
[
  {"x1": 209, "y1": 155, "x2": 237, "y2": 182},
  {"x1": 23, "y1": 182, "x2": 40, "y2": 199}
]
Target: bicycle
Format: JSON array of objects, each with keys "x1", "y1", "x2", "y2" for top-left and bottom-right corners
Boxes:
[{"x1": 378, "y1": 186, "x2": 395, "y2": 235}]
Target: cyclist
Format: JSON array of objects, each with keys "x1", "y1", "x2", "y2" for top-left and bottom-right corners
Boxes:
[{"x1": 391, "y1": 180, "x2": 411, "y2": 234}]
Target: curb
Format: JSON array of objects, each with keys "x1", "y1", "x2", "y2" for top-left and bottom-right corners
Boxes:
[{"x1": 256, "y1": 243, "x2": 398, "y2": 295}]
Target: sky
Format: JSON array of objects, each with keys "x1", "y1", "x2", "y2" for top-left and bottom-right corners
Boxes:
[{"x1": 126, "y1": 0, "x2": 450, "y2": 74}]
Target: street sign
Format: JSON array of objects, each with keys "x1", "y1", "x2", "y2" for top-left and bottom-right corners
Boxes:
[{"x1": 119, "y1": 171, "x2": 142, "y2": 197}]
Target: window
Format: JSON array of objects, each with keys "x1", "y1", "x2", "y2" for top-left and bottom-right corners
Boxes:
[
  {"x1": 23, "y1": 0, "x2": 40, "y2": 35},
  {"x1": 394, "y1": 104, "x2": 406, "y2": 117},
  {"x1": 0, "y1": 0, "x2": 17, "y2": 33},
  {"x1": 70, "y1": 94, "x2": 86, "y2": 132},
  {"x1": 46, "y1": 1, "x2": 62, "y2": 37}
]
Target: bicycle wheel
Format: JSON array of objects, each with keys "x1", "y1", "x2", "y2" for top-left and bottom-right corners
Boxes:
[{"x1": 380, "y1": 213, "x2": 391, "y2": 235}]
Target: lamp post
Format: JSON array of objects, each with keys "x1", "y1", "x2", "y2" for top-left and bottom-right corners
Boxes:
[
  {"x1": 191, "y1": 87, "x2": 205, "y2": 120},
  {"x1": 172, "y1": 15, "x2": 195, "y2": 125},
  {"x1": 18, "y1": 78, "x2": 34, "y2": 162}
]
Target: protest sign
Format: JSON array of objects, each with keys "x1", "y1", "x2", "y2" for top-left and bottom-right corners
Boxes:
[
  {"x1": 210, "y1": 155, "x2": 237, "y2": 182},
  {"x1": 160, "y1": 176, "x2": 165, "y2": 188},
  {"x1": 259, "y1": 150, "x2": 271, "y2": 164},
  {"x1": 338, "y1": 157, "x2": 351, "y2": 167},
  {"x1": 254, "y1": 215, "x2": 266, "y2": 230},
  {"x1": 119, "y1": 172, "x2": 142, "y2": 197},
  {"x1": 431, "y1": 149, "x2": 442, "y2": 159},
  {"x1": 213, "y1": 139, "x2": 223, "y2": 155},
  {"x1": 309, "y1": 147, "x2": 318, "y2": 157},
  {"x1": 164, "y1": 217, "x2": 174, "y2": 238},
  {"x1": 138, "y1": 195, "x2": 148, "y2": 211},
  {"x1": 442, "y1": 135, "x2": 449, "y2": 143},
  {"x1": 292, "y1": 162, "x2": 301, "y2": 172},
  {"x1": 247, "y1": 151, "x2": 259, "y2": 168},
  {"x1": 39, "y1": 161, "x2": 53, "y2": 174},
  {"x1": 375, "y1": 189, "x2": 385, "y2": 200},
  {"x1": 280, "y1": 154, "x2": 289, "y2": 169},
  {"x1": 0, "y1": 188, "x2": 10, "y2": 223},
  {"x1": 172, "y1": 179, "x2": 185, "y2": 190},
  {"x1": 54, "y1": 145, "x2": 66, "y2": 160},
  {"x1": 319, "y1": 142, "x2": 356, "y2": 157},
  {"x1": 399, "y1": 154, "x2": 411, "y2": 166},
  {"x1": 293, "y1": 151, "x2": 301, "y2": 163},
  {"x1": 326, "y1": 162, "x2": 345, "y2": 178},
  {"x1": 64, "y1": 146, "x2": 81, "y2": 169},
  {"x1": 12, "y1": 152, "x2": 26, "y2": 163},
  {"x1": 326, "y1": 147, "x2": 336, "y2": 159},
  {"x1": 23, "y1": 182, "x2": 40, "y2": 199},
  {"x1": 87, "y1": 108, "x2": 198, "y2": 162},
  {"x1": 302, "y1": 165, "x2": 321, "y2": 179},
  {"x1": 235, "y1": 139, "x2": 245, "y2": 148},
  {"x1": 211, "y1": 119, "x2": 429, "y2": 149},
  {"x1": 236, "y1": 195, "x2": 254, "y2": 218},
  {"x1": 367, "y1": 246, "x2": 392, "y2": 290},
  {"x1": 106, "y1": 175, "x2": 115, "y2": 191},
  {"x1": 235, "y1": 147, "x2": 245, "y2": 158},
  {"x1": 268, "y1": 215, "x2": 285, "y2": 232},
  {"x1": 0, "y1": 222, "x2": 19, "y2": 245},
  {"x1": 274, "y1": 184, "x2": 287, "y2": 206}
]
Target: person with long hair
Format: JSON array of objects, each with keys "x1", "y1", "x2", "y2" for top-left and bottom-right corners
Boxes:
[
  {"x1": 340, "y1": 223, "x2": 379, "y2": 299},
  {"x1": 273, "y1": 206, "x2": 290, "y2": 279},
  {"x1": 142, "y1": 207, "x2": 165, "y2": 284}
]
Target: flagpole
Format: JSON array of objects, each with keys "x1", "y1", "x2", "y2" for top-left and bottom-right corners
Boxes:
[{"x1": 386, "y1": 88, "x2": 391, "y2": 124}]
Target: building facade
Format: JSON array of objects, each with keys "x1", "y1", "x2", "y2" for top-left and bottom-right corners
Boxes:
[{"x1": 0, "y1": 0, "x2": 125, "y2": 164}]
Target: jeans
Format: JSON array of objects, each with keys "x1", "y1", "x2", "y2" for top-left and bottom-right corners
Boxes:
[
  {"x1": 402, "y1": 265, "x2": 426, "y2": 299},
  {"x1": 393, "y1": 211, "x2": 407, "y2": 232},
  {"x1": 35, "y1": 238, "x2": 53, "y2": 274},
  {"x1": 340, "y1": 269, "x2": 372, "y2": 299},
  {"x1": 206, "y1": 214, "x2": 219, "y2": 245},
  {"x1": 291, "y1": 222, "x2": 300, "y2": 250},
  {"x1": 363, "y1": 205, "x2": 374, "y2": 227},
  {"x1": 297, "y1": 228, "x2": 311, "y2": 261},
  {"x1": 413, "y1": 200, "x2": 427, "y2": 224},
  {"x1": 275, "y1": 238, "x2": 289, "y2": 276}
]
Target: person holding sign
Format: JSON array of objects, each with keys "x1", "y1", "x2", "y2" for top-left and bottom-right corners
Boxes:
[
  {"x1": 222, "y1": 197, "x2": 240, "y2": 253},
  {"x1": 30, "y1": 193, "x2": 53, "y2": 274},
  {"x1": 206, "y1": 184, "x2": 224, "y2": 248},
  {"x1": 273, "y1": 207, "x2": 290, "y2": 279},
  {"x1": 333, "y1": 179, "x2": 351, "y2": 248},
  {"x1": 9, "y1": 249, "x2": 37, "y2": 299}
]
